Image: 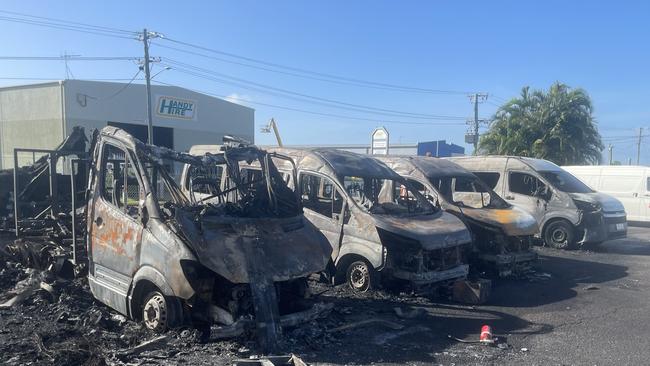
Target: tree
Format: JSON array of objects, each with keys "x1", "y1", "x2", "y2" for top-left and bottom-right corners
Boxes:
[{"x1": 479, "y1": 82, "x2": 604, "y2": 165}]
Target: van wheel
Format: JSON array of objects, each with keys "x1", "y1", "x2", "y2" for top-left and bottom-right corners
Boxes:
[
  {"x1": 142, "y1": 291, "x2": 169, "y2": 332},
  {"x1": 346, "y1": 260, "x2": 377, "y2": 292},
  {"x1": 544, "y1": 220, "x2": 575, "y2": 249}
]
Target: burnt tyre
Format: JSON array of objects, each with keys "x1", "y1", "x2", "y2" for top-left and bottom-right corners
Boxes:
[
  {"x1": 544, "y1": 220, "x2": 575, "y2": 249},
  {"x1": 142, "y1": 291, "x2": 169, "y2": 332},
  {"x1": 346, "y1": 260, "x2": 377, "y2": 292}
]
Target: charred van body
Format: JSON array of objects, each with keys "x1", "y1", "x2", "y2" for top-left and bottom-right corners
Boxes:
[
  {"x1": 85, "y1": 127, "x2": 331, "y2": 352},
  {"x1": 379, "y1": 156, "x2": 538, "y2": 277},
  {"x1": 251, "y1": 148, "x2": 472, "y2": 292}
]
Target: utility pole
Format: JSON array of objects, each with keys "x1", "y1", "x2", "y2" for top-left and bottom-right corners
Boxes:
[
  {"x1": 138, "y1": 29, "x2": 163, "y2": 144},
  {"x1": 141, "y1": 28, "x2": 154, "y2": 145},
  {"x1": 637, "y1": 127, "x2": 644, "y2": 165},
  {"x1": 608, "y1": 144, "x2": 613, "y2": 165},
  {"x1": 466, "y1": 93, "x2": 488, "y2": 155}
]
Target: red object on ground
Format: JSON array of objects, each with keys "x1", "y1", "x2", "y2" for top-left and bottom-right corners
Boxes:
[{"x1": 479, "y1": 325, "x2": 494, "y2": 344}]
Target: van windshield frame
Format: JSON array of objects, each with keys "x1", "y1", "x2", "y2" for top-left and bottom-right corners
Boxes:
[
  {"x1": 539, "y1": 170, "x2": 594, "y2": 194},
  {"x1": 341, "y1": 175, "x2": 436, "y2": 216}
]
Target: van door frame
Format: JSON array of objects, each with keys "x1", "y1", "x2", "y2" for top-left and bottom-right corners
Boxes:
[
  {"x1": 297, "y1": 170, "x2": 347, "y2": 260},
  {"x1": 87, "y1": 140, "x2": 145, "y2": 315}
]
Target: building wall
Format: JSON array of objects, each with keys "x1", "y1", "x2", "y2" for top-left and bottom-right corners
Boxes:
[
  {"x1": 0, "y1": 83, "x2": 63, "y2": 169},
  {"x1": 62, "y1": 80, "x2": 254, "y2": 152},
  {"x1": 416, "y1": 140, "x2": 465, "y2": 157}
]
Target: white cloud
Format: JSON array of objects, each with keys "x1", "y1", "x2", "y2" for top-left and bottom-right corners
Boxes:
[{"x1": 224, "y1": 93, "x2": 252, "y2": 106}]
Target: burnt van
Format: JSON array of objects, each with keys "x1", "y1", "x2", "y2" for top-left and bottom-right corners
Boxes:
[
  {"x1": 252, "y1": 148, "x2": 472, "y2": 292},
  {"x1": 449, "y1": 156, "x2": 627, "y2": 249},
  {"x1": 378, "y1": 156, "x2": 538, "y2": 277},
  {"x1": 182, "y1": 146, "x2": 472, "y2": 292},
  {"x1": 86, "y1": 128, "x2": 332, "y2": 351}
]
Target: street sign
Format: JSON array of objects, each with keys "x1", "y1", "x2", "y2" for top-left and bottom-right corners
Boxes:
[
  {"x1": 465, "y1": 133, "x2": 477, "y2": 144},
  {"x1": 371, "y1": 127, "x2": 390, "y2": 155}
]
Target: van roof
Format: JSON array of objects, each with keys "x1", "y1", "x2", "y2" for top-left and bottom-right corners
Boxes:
[
  {"x1": 563, "y1": 165, "x2": 649, "y2": 170},
  {"x1": 187, "y1": 145, "x2": 223, "y2": 156},
  {"x1": 449, "y1": 155, "x2": 562, "y2": 171},
  {"x1": 269, "y1": 148, "x2": 400, "y2": 178},
  {"x1": 380, "y1": 156, "x2": 474, "y2": 179}
]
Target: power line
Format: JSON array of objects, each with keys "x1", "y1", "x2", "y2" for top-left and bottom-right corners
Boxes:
[
  {"x1": 0, "y1": 56, "x2": 139, "y2": 61},
  {"x1": 83, "y1": 70, "x2": 142, "y2": 100},
  {"x1": 0, "y1": 77, "x2": 145, "y2": 81},
  {"x1": 0, "y1": 10, "x2": 136, "y2": 34},
  {"x1": 153, "y1": 41, "x2": 472, "y2": 96},
  {"x1": 162, "y1": 58, "x2": 467, "y2": 120},
  {"x1": 0, "y1": 15, "x2": 135, "y2": 39},
  {"x1": 152, "y1": 79, "x2": 465, "y2": 127},
  {"x1": 159, "y1": 37, "x2": 474, "y2": 95}
]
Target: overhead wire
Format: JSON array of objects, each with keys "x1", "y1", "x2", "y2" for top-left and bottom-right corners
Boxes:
[
  {"x1": 152, "y1": 79, "x2": 465, "y2": 127},
  {"x1": 0, "y1": 9, "x2": 136, "y2": 34},
  {"x1": 0, "y1": 15, "x2": 135, "y2": 39},
  {"x1": 0, "y1": 56, "x2": 139, "y2": 61},
  {"x1": 159, "y1": 37, "x2": 474, "y2": 95},
  {"x1": 83, "y1": 70, "x2": 143, "y2": 100},
  {"x1": 0, "y1": 11, "x2": 480, "y2": 125},
  {"x1": 153, "y1": 41, "x2": 471, "y2": 96},
  {"x1": 162, "y1": 58, "x2": 467, "y2": 120}
]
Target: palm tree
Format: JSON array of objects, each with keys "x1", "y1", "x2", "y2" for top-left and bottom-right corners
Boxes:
[{"x1": 479, "y1": 82, "x2": 604, "y2": 165}]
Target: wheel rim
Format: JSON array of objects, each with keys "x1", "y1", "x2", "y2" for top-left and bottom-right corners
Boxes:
[
  {"x1": 551, "y1": 227, "x2": 568, "y2": 244},
  {"x1": 350, "y1": 263, "x2": 369, "y2": 290},
  {"x1": 143, "y1": 293, "x2": 167, "y2": 330}
]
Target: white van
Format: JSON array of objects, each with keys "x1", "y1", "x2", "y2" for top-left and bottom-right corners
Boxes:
[
  {"x1": 562, "y1": 165, "x2": 650, "y2": 223},
  {"x1": 449, "y1": 156, "x2": 627, "y2": 249}
]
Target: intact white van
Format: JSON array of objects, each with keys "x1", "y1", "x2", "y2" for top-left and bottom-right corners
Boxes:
[{"x1": 562, "y1": 165, "x2": 650, "y2": 223}]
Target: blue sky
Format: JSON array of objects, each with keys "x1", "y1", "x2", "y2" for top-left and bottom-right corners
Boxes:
[{"x1": 1, "y1": 1, "x2": 649, "y2": 163}]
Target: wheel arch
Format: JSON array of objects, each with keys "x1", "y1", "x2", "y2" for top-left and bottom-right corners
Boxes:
[{"x1": 129, "y1": 266, "x2": 184, "y2": 327}]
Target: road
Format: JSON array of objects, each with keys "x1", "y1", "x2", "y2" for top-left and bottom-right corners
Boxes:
[{"x1": 293, "y1": 226, "x2": 650, "y2": 366}]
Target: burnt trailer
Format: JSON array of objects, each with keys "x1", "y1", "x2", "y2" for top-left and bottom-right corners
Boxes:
[
  {"x1": 379, "y1": 156, "x2": 538, "y2": 277},
  {"x1": 4, "y1": 126, "x2": 333, "y2": 353},
  {"x1": 185, "y1": 147, "x2": 474, "y2": 292}
]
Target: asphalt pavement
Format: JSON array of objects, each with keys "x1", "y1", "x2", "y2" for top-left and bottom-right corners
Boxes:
[{"x1": 299, "y1": 226, "x2": 650, "y2": 366}]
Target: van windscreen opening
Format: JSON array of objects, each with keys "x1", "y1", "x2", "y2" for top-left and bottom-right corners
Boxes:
[
  {"x1": 343, "y1": 176, "x2": 435, "y2": 216},
  {"x1": 539, "y1": 170, "x2": 594, "y2": 193}
]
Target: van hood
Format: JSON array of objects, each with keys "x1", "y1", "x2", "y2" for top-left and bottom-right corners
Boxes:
[
  {"x1": 371, "y1": 212, "x2": 472, "y2": 250},
  {"x1": 568, "y1": 192, "x2": 625, "y2": 213},
  {"x1": 460, "y1": 206, "x2": 538, "y2": 236},
  {"x1": 176, "y1": 211, "x2": 332, "y2": 284}
]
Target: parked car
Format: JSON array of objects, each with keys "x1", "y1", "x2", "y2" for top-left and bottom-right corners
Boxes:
[
  {"x1": 377, "y1": 156, "x2": 538, "y2": 277},
  {"x1": 86, "y1": 128, "x2": 332, "y2": 351},
  {"x1": 448, "y1": 156, "x2": 627, "y2": 249},
  {"x1": 182, "y1": 146, "x2": 472, "y2": 292},
  {"x1": 563, "y1": 165, "x2": 650, "y2": 224}
]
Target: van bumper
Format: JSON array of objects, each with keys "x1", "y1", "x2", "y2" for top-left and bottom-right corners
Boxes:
[
  {"x1": 479, "y1": 251, "x2": 538, "y2": 276},
  {"x1": 392, "y1": 264, "x2": 469, "y2": 285},
  {"x1": 604, "y1": 211, "x2": 627, "y2": 239},
  {"x1": 580, "y1": 211, "x2": 627, "y2": 243}
]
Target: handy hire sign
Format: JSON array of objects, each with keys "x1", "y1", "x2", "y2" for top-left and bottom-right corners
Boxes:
[{"x1": 155, "y1": 95, "x2": 197, "y2": 120}]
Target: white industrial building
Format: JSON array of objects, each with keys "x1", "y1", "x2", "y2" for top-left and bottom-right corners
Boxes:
[{"x1": 0, "y1": 79, "x2": 254, "y2": 169}]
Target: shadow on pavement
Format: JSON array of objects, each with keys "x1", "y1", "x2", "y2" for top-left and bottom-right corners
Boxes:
[
  {"x1": 488, "y1": 254, "x2": 628, "y2": 308},
  {"x1": 296, "y1": 294, "x2": 552, "y2": 365}
]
